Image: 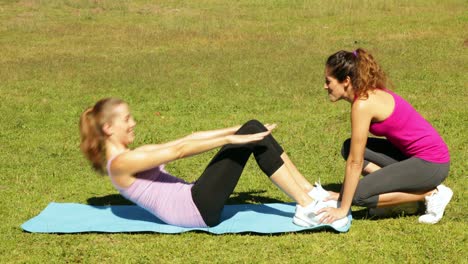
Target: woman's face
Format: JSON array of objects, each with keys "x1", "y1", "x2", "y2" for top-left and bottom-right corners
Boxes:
[
  {"x1": 324, "y1": 67, "x2": 351, "y2": 102},
  {"x1": 108, "y1": 103, "x2": 136, "y2": 146}
]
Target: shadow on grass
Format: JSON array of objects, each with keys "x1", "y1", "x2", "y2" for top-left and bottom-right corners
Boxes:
[
  {"x1": 87, "y1": 194, "x2": 135, "y2": 206},
  {"x1": 171, "y1": 227, "x2": 343, "y2": 236},
  {"x1": 321, "y1": 183, "x2": 342, "y2": 193},
  {"x1": 320, "y1": 182, "x2": 425, "y2": 220},
  {"x1": 352, "y1": 202, "x2": 425, "y2": 220},
  {"x1": 225, "y1": 190, "x2": 285, "y2": 204},
  {"x1": 87, "y1": 190, "x2": 284, "y2": 206}
]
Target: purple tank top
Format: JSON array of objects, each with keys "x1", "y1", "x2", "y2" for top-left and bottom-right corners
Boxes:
[
  {"x1": 107, "y1": 157, "x2": 207, "y2": 228},
  {"x1": 369, "y1": 90, "x2": 450, "y2": 163}
]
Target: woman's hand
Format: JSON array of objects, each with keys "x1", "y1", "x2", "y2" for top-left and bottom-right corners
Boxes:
[
  {"x1": 226, "y1": 130, "x2": 272, "y2": 145},
  {"x1": 263, "y1": 123, "x2": 277, "y2": 132},
  {"x1": 316, "y1": 207, "x2": 348, "y2": 224}
]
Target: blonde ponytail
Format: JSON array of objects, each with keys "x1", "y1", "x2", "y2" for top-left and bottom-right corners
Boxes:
[{"x1": 79, "y1": 98, "x2": 124, "y2": 174}]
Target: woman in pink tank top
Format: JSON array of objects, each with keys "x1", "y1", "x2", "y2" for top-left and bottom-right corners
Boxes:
[
  {"x1": 318, "y1": 48, "x2": 452, "y2": 225},
  {"x1": 78, "y1": 98, "x2": 350, "y2": 228}
]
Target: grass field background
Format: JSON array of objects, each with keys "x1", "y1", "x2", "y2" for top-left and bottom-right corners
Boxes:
[{"x1": 1, "y1": 0, "x2": 467, "y2": 262}]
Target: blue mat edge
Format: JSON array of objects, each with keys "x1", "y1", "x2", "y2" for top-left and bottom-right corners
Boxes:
[{"x1": 21, "y1": 202, "x2": 352, "y2": 234}]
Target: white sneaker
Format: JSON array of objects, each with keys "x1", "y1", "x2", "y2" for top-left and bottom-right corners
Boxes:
[
  {"x1": 293, "y1": 200, "x2": 349, "y2": 229},
  {"x1": 418, "y1": 184, "x2": 453, "y2": 224},
  {"x1": 308, "y1": 182, "x2": 338, "y2": 208},
  {"x1": 308, "y1": 182, "x2": 330, "y2": 201},
  {"x1": 293, "y1": 200, "x2": 323, "y2": 227}
]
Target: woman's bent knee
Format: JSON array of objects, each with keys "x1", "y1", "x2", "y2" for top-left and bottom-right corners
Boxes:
[
  {"x1": 352, "y1": 192, "x2": 378, "y2": 208},
  {"x1": 239, "y1": 120, "x2": 266, "y2": 134},
  {"x1": 244, "y1": 119, "x2": 264, "y2": 128}
]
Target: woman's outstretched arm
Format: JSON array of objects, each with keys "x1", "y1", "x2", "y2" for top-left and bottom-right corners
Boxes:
[
  {"x1": 136, "y1": 124, "x2": 276, "y2": 152},
  {"x1": 188, "y1": 125, "x2": 242, "y2": 140},
  {"x1": 190, "y1": 123, "x2": 276, "y2": 140},
  {"x1": 134, "y1": 125, "x2": 242, "y2": 152},
  {"x1": 110, "y1": 130, "x2": 272, "y2": 177}
]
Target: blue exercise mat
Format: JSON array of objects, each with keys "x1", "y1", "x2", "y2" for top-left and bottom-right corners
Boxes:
[{"x1": 21, "y1": 202, "x2": 352, "y2": 234}]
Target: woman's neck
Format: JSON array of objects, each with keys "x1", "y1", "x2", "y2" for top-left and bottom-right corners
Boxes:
[
  {"x1": 344, "y1": 91, "x2": 356, "y2": 103},
  {"x1": 105, "y1": 140, "x2": 128, "y2": 159},
  {"x1": 343, "y1": 85, "x2": 356, "y2": 103}
]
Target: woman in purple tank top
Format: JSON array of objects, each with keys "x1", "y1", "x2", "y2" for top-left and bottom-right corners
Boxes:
[
  {"x1": 318, "y1": 48, "x2": 452, "y2": 225},
  {"x1": 78, "y1": 98, "x2": 350, "y2": 228}
]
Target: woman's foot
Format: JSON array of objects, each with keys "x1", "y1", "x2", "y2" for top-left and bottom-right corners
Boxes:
[
  {"x1": 308, "y1": 182, "x2": 339, "y2": 207},
  {"x1": 418, "y1": 184, "x2": 453, "y2": 224},
  {"x1": 293, "y1": 199, "x2": 349, "y2": 229},
  {"x1": 308, "y1": 182, "x2": 330, "y2": 201}
]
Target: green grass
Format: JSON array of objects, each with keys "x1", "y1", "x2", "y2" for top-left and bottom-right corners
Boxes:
[{"x1": 1, "y1": 0, "x2": 467, "y2": 262}]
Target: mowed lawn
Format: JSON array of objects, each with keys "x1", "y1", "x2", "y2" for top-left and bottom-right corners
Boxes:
[{"x1": 0, "y1": 0, "x2": 466, "y2": 262}]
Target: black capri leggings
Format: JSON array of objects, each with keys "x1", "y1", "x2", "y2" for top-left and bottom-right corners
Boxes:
[
  {"x1": 191, "y1": 120, "x2": 285, "y2": 227},
  {"x1": 341, "y1": 138, "x2": 450, "y2": 208}
]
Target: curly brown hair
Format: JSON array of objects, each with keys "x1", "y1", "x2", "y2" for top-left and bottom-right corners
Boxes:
[{"x1": 325, "y1": 48, "x2": 388, "y2": 99}]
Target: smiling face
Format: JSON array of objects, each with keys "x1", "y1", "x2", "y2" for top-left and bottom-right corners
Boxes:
[
  {"x1": 106, "y1": 103, "x2": 136, "y2": 147},
  {"x1": 324, "y1": 67, "x2": 353, "y2": 102}
]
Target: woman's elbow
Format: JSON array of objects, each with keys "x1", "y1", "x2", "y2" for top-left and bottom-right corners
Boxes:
[
  {"x1": 166, "y1": 142, "x2": 186, "y2": 160},
  {"x1": 175, "y1": 140, "x2": 197, "y2": 159}
]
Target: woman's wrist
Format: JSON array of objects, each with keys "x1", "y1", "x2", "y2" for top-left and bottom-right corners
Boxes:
[
  {"x1": 225, "y1": 134, "x2": 234, "y2": 144},
  {"x1": 338, "y1": 205, "x2": 350, "y2": 213}
]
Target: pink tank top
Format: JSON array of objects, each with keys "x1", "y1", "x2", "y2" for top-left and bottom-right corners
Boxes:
[
  {"x1": 107, "y1": 157, "x2": 207, "y2": 228},
  {"x1": 369, "y1": 90, "x2": 450, "y2": 163}
]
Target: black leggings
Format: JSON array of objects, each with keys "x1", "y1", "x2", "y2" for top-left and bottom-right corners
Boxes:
[
  {"x1": 191, "y1": 120, "x2": 285, "y2": 227},
  {"x1": 341, "y1": 138, "x2": 450, "y2": 208}
]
